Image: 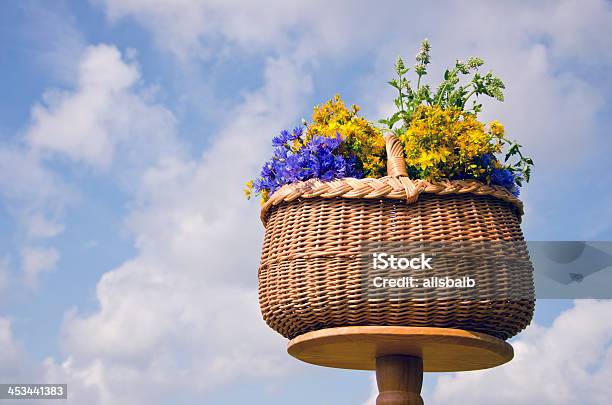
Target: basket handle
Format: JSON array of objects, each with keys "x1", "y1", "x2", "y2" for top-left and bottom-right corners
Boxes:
[
  {"x1": 384, "y1": 134, "x2": 420, "y2": 202},
  {"x1": 384, "y1": 134, "x2": 408, "y2": 177}
]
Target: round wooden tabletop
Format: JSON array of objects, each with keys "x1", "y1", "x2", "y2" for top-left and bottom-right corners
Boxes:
[{"x1": 288, "y1": 326, "x2": 513, "y2": 372}]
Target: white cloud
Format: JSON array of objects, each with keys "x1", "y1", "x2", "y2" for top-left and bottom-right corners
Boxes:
[
  {"x1": 40, "y1": 54, "x2": 313, "y2": 404},
  {"x1": 27, "y1": 44, "x2": 180, "y2": 171},
  {"x1": 0, "y1": 42, "x2": 180, "y2": 260},
  {"x1": 0, "y1": 147, "x2": 72, "y2": 218},
  {"x1": 98, "y1": 0, "x2": 407, "y2": 59},
  {"x1": 97, "y1": 0, "x2": 612, "y2": 72},
  {"x1": 21, "y1": 246, "x2": 59, "y2": 287},
  {"x1": 22, "y1": 212, "x2": 65, "y2": 239},
  {"x1": 538, "y1": 0, "x2": 612, "y2": 65},
  {"x1": 0, "y1": 145, "x2": 70, "y2": 293},
  {"x1": 430, "y1": 300, "x2": 612, "y2": 404},
  {"x1": 0, "y1": 317, "x2": 42, "y2": 381}
]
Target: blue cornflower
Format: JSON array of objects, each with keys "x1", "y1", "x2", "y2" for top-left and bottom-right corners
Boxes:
[
  {"x1": 272, "y1": 129, "x2": 292, "y2": 147},
  {"x1": 254, "y1": 130, "x2": 363, "y2": 197},
  {"x1": 260, "y1": 160, "x2": 274, "y2": 179},
  {"x1": 481, "y1": 153, "x2": 495, "y2": 168},
  {"x1": 491, "y1": 168, "x2": 520, "y2": 196},
  {"x1": 491, "y1": 168, "x2": 512, "y2": 186},
  {"x1": 290, "y1": 126, "x2": 303, "y2": 141}
]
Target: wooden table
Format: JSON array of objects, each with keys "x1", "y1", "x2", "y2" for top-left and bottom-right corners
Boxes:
[{"x1": 288, "y1": 326, "x2": 513, "y2": 405}]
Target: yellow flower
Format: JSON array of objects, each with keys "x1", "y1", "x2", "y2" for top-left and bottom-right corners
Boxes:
[
  {"x1": 400, "y1": 105, "x2": 502, "y2": 181},
  {"x1": 307, "y1": 95, "x2": 386, "y2": 177},
  {"x1": 489, "y1": 120, "x2": 505, "y2": 138},
  {"x1": 244, "y1": 180, "x2": 254, "y2": 199},
  {"x1": 260, "y1": 190, "x2": 269, "y2": 205}
]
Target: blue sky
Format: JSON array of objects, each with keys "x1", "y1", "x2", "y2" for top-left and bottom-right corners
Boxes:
[{"x1": 0, "y1": 1, "x2": 611, "y2": 404}]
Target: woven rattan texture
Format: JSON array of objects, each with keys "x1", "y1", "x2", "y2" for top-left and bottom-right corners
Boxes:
[
  {"x1": 259, "y1": 195, "x2": 534, "y2": 340},
  {"x1": 257, "y1": 135, "x2": 534, "y2": 340}
]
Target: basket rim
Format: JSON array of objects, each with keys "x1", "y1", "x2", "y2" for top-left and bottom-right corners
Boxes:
[{"x1": 260, "y1": 176, "x2": 523, "y2": 224}]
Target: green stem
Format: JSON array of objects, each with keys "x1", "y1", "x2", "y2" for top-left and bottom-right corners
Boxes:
[
  {"x1": 398, "y1": 74, "x2": 405, "y2": 116},
  {"x1": 436, "y1": 82, "x2": 448, "y2": 105},
  {"x1": 463, "y1": 87, "x2": 477, "y2": 108}
]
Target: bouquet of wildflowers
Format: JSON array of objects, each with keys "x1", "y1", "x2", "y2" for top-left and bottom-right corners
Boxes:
[
  {"x1": 380, "y1": 40, "x2": 533, "y2": 196},
  {"x1": 247, "y1": 40, "x2": 533, "y2": 202}
]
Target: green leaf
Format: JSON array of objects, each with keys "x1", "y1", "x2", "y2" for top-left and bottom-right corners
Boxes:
[
  {"x1": 389, "y1": 112, "x2": 402, "y2": 126},
  {"x1": 524, "y1": 166, "x2": 532, "y2": 182}
]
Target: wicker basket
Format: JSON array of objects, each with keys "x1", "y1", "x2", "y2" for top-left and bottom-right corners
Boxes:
[{"x1": 258, "y1": 135, "x2": 534, "y2": 340}]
